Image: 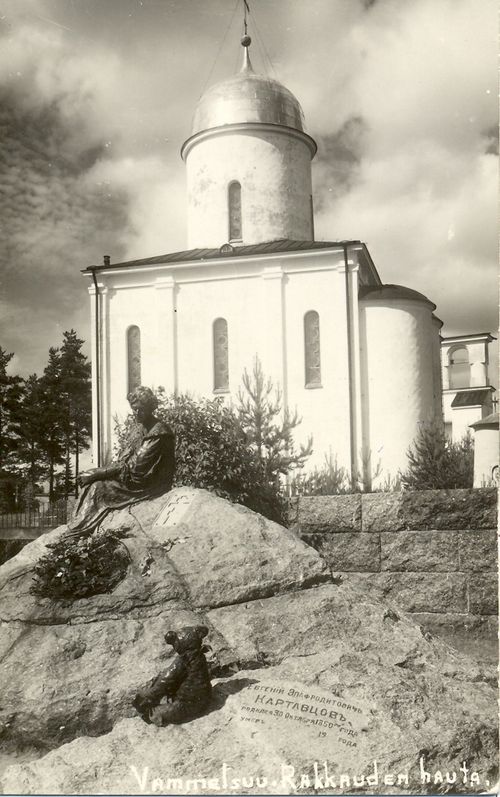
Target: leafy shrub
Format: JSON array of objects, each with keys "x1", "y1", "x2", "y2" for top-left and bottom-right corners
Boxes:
[
  {"x1": 115, "y1": 390, "x2": 287, "y2": 524},
  {"x1": 31, "y1": 528, "x2": 131, "y2": 600},
  {"x1": 400, "y1": 420, "x2": 474, "y2": 490}
]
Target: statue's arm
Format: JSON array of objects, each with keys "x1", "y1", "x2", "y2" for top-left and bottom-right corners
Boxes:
[
  {"x1": 77, "y1": 463, "x2": 122, "y2": 486},
  {"x1": 134, "y1": 656, "x2": 185, "y2": 714}
]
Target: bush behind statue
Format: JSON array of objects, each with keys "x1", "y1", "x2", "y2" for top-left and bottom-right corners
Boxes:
[{"x1": 115, "y1": 390, "x2": 287, "y2": 524}]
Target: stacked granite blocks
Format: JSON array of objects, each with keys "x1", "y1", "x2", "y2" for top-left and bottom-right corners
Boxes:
[{"x1": 291, "y1": 489, "x2": 498, "y2": 645}]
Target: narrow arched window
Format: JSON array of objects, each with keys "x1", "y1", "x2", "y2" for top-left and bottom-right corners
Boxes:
[
  {"x1": 449, "y1": 346, "x2": 470, "y2": 389},
  {"x1": 228, "y1": 181, "x2": 242, "y2": 241},
  {"x1": 127, "y1": 325, "x2": 141, "y2": 394},
  {"x1": 213, "y1": 318, "x2": 229, "y2": 392},
  {"x1": 304, "y1": 311, "x2": 321, "y2": 387}
]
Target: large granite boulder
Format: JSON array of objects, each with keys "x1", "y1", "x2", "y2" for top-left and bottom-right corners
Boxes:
[{"x1": 0, "y1": 488, "x2": 497, "y2": 794}]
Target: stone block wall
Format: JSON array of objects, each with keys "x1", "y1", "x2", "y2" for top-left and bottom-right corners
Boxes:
[{"x1": 290, "y1": 488, "x2": 498, "y2": 652}]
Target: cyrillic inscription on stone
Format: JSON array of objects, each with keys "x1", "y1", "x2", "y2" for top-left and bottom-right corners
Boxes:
[{"x1": 234, "y1": 680, "x2": 370, "y2": 764}]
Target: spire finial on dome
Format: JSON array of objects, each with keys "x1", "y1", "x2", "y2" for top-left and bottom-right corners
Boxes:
[
  {"x1": 240, "y1": 34, "x2": 253, "y2": 73},
  {"x1": 240, "y1": 0, "x2": 253, "y2": 73}
]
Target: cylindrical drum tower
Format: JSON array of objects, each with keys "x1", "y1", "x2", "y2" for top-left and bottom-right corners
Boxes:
[
  {"x1": 181, "y1": 44, "x2": 317, "y2": 248},
  {"x1": 359, "y1": 284, "x2": 442, "y2": 481}
]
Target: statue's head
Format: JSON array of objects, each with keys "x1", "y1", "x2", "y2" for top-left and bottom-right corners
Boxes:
[{"x1": 127, "y1": 386, "x2": 158, "y2": 423}]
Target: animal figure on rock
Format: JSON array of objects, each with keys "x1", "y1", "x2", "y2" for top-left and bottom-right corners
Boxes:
[{"x1": 133, "y1": 625, "x2": 212, "y2": 725}]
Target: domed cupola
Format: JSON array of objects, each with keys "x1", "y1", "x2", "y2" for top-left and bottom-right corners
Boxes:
[
  {"x1": 181, "y1": 38, "x2": 317, "y2": 249},
  {"x1": 190, "y1": 48, "x2": 307, "y2": 135}
]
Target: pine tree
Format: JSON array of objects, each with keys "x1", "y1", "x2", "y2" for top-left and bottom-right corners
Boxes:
[
  {"x1": 39, "y1": 348, "x2": 65, "y2": 502},
  {"x1": 0, "y1": 347, "x2": 23, "y2": 469},
  {"x1": 0, "y1": 347, "x2": 23, "y2": 510},
  {"x1": 237, "y1": 357, "x2": 312, "y2": 483},
  {"x1": 59, "y1": 330, "x2": 92, "y2": 494},
  {"x1": 16, "y1": 374, "x2": 48, "y2": 502},
  {"x1": 401, "y1": 419, "x2": 474, "y2": 490}
]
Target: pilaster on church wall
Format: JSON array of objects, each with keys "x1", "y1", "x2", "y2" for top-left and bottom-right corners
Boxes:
[
  {"x1": 99, "y1": 286, "x2": 112, "y2": 464},
  {"x1": 154, "y1": 276, "x2": 177, "y2": 396},
  {"x1": 88, "y1": 284, "x2": 99, "y2": 466},
  {"x1": 345, "y1": 254, "x2": 364, "y2": 484}
]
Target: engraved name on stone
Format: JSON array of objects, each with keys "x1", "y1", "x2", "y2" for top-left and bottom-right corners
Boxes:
[{"x1": 234, "y1": 679, "x2": 370, "y2": 763}]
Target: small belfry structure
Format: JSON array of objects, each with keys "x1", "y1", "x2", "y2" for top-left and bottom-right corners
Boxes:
[
  {"x1": 84, "y1": 13, "x2": 444, "y2": 484},
  {"x1": 440, "y1": 333, "x2": 496, "y2": 441}
]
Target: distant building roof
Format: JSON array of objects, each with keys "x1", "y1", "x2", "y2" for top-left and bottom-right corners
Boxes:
[
  {"x1": 83, "y1": 239, "x2": 365, "y2": 273},
  {"x1": 451, "y1": 388, "x2": 493, "y2": 408},
  {"x1": 442, "y1": 332, "x2": 496, "y2": 342},
  {"x1": 470, "y1": 412, "x2": 499, "y2": 429},
  {"x1": 358, "y1": 283, "x2": 436, "y2": 310}
]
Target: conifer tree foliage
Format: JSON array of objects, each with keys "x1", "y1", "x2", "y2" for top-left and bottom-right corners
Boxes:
[
  {"x1": 400, "y1": 419, "x2": 474, "y2": 490},
  {"x1": 0, "y1": 348, "x2": 23, "y2": 470},
  {"x1": 0, "y1": 348, "x2": 23, "y2": 510},
  {"x1": 39, "y1": 347, "x2": 66, "y2": 501},
  {"x1": 59, "y1": 330, "x2": 92, "y2": 492},
  {"x1": 16, "y1": 374, "x2": 47, "y2": 502},
  {"x1": 236, "y1": 356, "x2": 313, "y2": 481},
  {"x1": 0, "y1": 333, "x2": 91, "y2": 508},
  {"x1": 33, "y1": 333, "x2": 92, "y2": 501}
]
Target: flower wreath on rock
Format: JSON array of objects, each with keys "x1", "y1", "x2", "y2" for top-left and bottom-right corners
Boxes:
[{"x1": 30, "y1": 528, "x2": 131, "y2": 601}]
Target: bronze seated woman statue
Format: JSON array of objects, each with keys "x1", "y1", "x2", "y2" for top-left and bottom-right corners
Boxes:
[{"x1": 67, "y1": 386, "x2": 175, "y2": 540}]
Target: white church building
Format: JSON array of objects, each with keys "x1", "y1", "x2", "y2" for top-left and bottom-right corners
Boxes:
[{"x1": 84, "y1": 39, "x2": 443, "y2": 486}]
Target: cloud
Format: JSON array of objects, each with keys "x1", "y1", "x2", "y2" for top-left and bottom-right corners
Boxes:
[{"x1": 85, "y1": 156, "x2": 186, "y2": 260}]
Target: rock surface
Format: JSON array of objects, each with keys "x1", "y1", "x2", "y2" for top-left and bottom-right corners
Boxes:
[{"x1": 0, "y1": 488, "x2": 497, "y2": 795}]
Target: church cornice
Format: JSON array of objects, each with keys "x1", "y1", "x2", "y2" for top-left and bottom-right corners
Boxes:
[
  {"x1": 181, "y1": 122, "x2": 317, "y2": 160},
  {"x1": 84, "y1": 239, "x2": 364, "y2": 273}
]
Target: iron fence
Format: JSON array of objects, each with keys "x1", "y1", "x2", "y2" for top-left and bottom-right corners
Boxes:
[{"x1": 0, "y1": 503, "x2": 68, "y2": 530}]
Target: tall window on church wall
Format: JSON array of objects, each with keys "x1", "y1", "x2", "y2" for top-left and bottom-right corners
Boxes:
[
  {"x1": 449, "y1": 346, "x2": 470, "y2": 389},
  {"x1": 213, "y1": 318, "x2": 229, "y2": 391},
  {"x1": 228, "y1": 181, "x2": 242, "y2": 241},
  {"x1": 127, "y1": 325, "x2": 141, "y2": 394},
  {"x1": 304, "y1": 311, "x2": 321, "y2": 387}
]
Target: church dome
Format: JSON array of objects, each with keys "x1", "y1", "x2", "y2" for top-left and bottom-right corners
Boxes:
[
  {"x1": 191, "y1": 49, "x2": 306, "y2": 136},
  {"x1": 359, "y1": 283, "x2": 436, "y2": 310}
]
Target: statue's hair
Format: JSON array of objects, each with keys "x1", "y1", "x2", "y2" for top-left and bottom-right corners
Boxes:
[{"x1": 127, "y1": 386, "x2": 158, "y2": 412}]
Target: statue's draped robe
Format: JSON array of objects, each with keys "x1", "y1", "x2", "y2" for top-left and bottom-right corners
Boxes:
[{"x1": 68, "y1": 421, "x2": 175, "y2": 536}]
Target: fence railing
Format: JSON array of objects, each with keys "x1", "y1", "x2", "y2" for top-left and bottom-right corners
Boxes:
[{"x1": 0, "y1": 504, "x2": 68, "y2": 531}]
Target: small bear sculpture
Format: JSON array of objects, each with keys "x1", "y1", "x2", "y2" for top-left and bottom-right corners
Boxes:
[{"x1": 133, "y1": 625, "x2": 212, "y2": 726}]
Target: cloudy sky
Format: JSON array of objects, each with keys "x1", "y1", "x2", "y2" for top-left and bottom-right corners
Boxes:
[{"x1": 0, "y1": 0, "x2": 497, "y2": 380}]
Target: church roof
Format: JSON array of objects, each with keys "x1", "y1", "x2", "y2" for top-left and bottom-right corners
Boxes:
[
  {"x1": 84, "y1": 239, "x2": 365, "y2": 272},
  {"x1": 441, "y1": 332, "x2": 496, "y2": 343},
  {"x1": 470, "y1": 411, "x2": 499, "y2": 429},
  {"x1": 451, "y1": 387, "x2": 494, "y2": 408},
  {"x1": 359, "y1": 283, "x2": 436, "y2": 310},
  {"x1": 190, "y1": 48, "x2": 306, "y2": 137}
]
